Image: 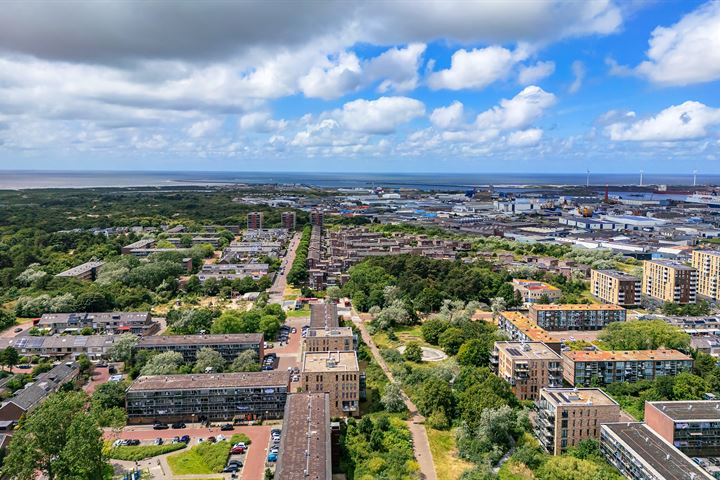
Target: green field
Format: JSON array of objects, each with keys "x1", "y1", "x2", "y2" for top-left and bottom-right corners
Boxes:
[{"x1": 167, "y1": 441, "x2": 230, "y2": 475}]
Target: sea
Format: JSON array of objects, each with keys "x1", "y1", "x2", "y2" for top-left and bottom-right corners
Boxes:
[{"x1": 0, "y1": 170, "x2": 718, "y2": 191}]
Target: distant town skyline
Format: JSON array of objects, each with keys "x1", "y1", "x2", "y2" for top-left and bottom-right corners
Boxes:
[{"x1": 0, "y1": 0, "x2": 719, "y2": 173}]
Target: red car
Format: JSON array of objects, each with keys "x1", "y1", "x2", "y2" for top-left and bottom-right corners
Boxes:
[{"x1": 231, "y1": 445, "x2": 246, "y2": 454}]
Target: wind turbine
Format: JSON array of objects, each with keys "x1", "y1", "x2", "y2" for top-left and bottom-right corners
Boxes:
[
  {"x1": 693, "y1": 170, "x2": 698, "y2": 187},
  {"x1": 586, "y1": 169, "x2": 590, "y2": 187},
  {"x1": 639, "y1": 170, "x2": 644, "y2": 187}
]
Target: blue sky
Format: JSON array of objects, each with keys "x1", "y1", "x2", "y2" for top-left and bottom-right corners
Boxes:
[{"x1": 0, "y1": 0, "x2": 719, "y2": 173}]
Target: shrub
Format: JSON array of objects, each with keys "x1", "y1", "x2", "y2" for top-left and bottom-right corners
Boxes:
[{"x1": 107, "y1": 443, "x2": 186, "y2": 461}]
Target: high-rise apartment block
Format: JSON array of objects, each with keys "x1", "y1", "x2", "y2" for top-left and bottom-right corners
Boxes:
[
  {"x1": 497, "y1": 311, "x2": 562, "y2": 353},
  {"x1": 528, "y1": 304, "x2": 626, "y2": 331},
  {"x1": 247, "y1": 212, "x2": 264, "y2": 230},
  {"x1": 304, "y1": 327, "x2": 355, "y2": 353},
  {"x1": 281, "y1": 211, "x2": 296, "y2": 230},
  {"x1": 533, "y1": 388, "x2": 620, "y2": 455},
  {"x1": 590, "y1": 269, "x2": 641, "y2": 307},
  {"x1": 692, "y1": 250, "x2": 720, "y2": 301},
  {"x1": 302, "y1": 351, "x2": 359, "y2": 417},
  {"x1": 645, "y1": 400, "x2": 720, "y2": 457},
  {"x1": 642, "y1": 259, "x2": 697, "y2": 304},
  {"x1": 491, "y1": 342, "x2": 562, "y2": 400},
  {"x1": 310, "y1": 210, "x2": 324, "y2": 227}
]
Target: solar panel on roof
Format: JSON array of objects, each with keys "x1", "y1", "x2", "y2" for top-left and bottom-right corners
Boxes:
[{"x1": 507, "y1": 348, "x2": 521, "y2": 356}]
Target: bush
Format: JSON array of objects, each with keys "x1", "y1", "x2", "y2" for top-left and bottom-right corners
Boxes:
[
  {"x1": 107, "y1": 443, "x2": 186, "y2": 461},
  {"x1": 229, "y1": 433, "x2": 252, "y2": 445},
  {"x1": 403, "y1": 342, "x2": 423, "y2": 362},
  {"x1": 427, "y1": 409, "x2": 450, "y2": 430}
]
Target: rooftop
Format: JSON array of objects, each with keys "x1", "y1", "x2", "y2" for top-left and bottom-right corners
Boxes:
[
  {"x1": 136, "y1": 333, "x2": 263, "y2": 347},
  {"x1": 593, "y1": 269, "x2": 640, "y2": 281},
  {"x1": 563, "y1": 349, "x2": 692, "y2": 362},
  {"x1": 693, "y1": 250, "x2": 720, "y2": 257},
  {"x1": 310, "y1": 303, "x2": 339, "y2": 329},
  {"x1": 645, "y1": 259, "x2": 696, "y2": 271},
  {"x1": 500, "y1": 311, "x2": 557, "y2": 344},
  {"x1": 529, "y1": 304, "x2": 625, "y2": 312},
  {"x1": 55, "y1": 261, "x2": 104, "y2": 277},
  {"x1": 512, "y1": 279, "x2": 560, "y2": 291},
  {"x1": 494, "y1": 341, "x2": 561, "y2": 361},
  {"x1": 541, "y1": 387, "x2": 618, "y2": 407},
  {"x1": 306, "y1": 327, "x2": 353, "y2": 338},
  {"x1": 302, "y1": 351, "x2": 359, "y2": 373},
  {"x1": 602, "y1": 422, "x2": 713, "y2": 480},
  {"x1": 648, "y1": 400, "x2": 720, "y2": 421},
  {"x1": 127, "y1": 371, "x2": 290, "y2": 392}
]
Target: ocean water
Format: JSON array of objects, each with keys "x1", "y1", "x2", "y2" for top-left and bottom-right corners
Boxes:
[{"x1": 0, "y1": 170, "x2": 718, "y2": 191}]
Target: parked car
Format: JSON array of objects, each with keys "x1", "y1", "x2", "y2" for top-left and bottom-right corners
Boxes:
[
  {"x1": 267, "y1": 452, "x2": 278, "y2": 462},
  {"x1": 13, "y1": 327, "x2": 23, "y2": 333},
  {"x1": 153, "y1": 422, "x2": 169, "y2": 430},
  {"x1": 127, "y1": 439, "x2": 140, "y2": 446},
  {"x1": 228, "y1": 459, "x2": 243, "y2": 467},
  {"x1": 231, "y1": 445, "x2": 246, "y2": 454},
  {"x1": 291, "y1": 327, "x2": 297, "y2": 334},
  {"x1": 171, "y1": 422, "x2": 186, "y2": 429},
  {"x1": 153, "y1": 438, "x2": 163, "y2": 445},
  {"x1": 270, "y1": 429, "x2": 281, "y2": 435},
  {"x1": 223, "y1": 465, "x2": 240, "y2": 473},
  {"x1": 207, "y1": 436, "x2": 217, "y2": 443},
  {"x1": 179, "y1": 435, "x2": 190, "y2": 443},
  {"x1": 220, "y1": 423, "x2": 234, "y2": 431},
  {"x1": 17, "y1": 364, "x2": 31, "y2": 369}
]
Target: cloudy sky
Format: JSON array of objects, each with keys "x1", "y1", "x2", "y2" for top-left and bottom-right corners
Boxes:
[{"x1": 0, "y1": 0, "x2": 719, "y2": 173}]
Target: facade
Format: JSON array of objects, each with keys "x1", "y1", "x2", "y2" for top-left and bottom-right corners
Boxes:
[
  {"x1": 310, "y1": 210, "x2": 324, "y2": 227},
  {"x1": 590, "y1": 269, "x2": 641, "y2": 307},
  {"x1": 281, "y1": 211, "x2": 297, "y2": 230},
  {"x1": 125, "y1": 371, "x2": 290, "y2": 424},
  {"x1": 197, "y1": 263, "x2": 269, "y2": 283},
  {"x1": 642, "y1": 259, "x2": 698, "y2": 304},
  {"x1": 600, "y1": 422, "x2": 713, "y2": 480},
  {"x1": 0, "y1": 335, "x2": 116, "y2": 360},
  {"x1": 310, "y1": 303, "x2": 339, "y2": 329},
  {"x1": 497, "y1": 311, "x2": 561, "y2": 353},
  {"x1": 645, "y1": 400, "x2": 720, "y2": 456},
  {"x1": 37, "y1": 311, "x2": 159, "y2": 335},
  {"x1": 511, "y1": 279, "x2": 561, "y2": 304},
  {"x1": 533, "y1": 388, "x2": 620, "y2": 455},
  {"x1": 302, "y1": 351, "x2": 360, "y2": 417},
  {"x1": 528, "y1": 304, "x2": 626, "y2": 331},
  {"x1": 55, "y1": 261, "x2": 105, "y2": 281},
  {"x1": 562, "y1": 349, "x2": 693, "y2": 386},
  {"x1": 247, "y1": 212, "x2": 264, "y2": 230},
  {"x1": 275, "y1": 393, "x2": 331, "y2": 480},
  {"x1": 692, "y1": 250, "x2": 720, "y2": 301},
  {"x1": 135, "y1": 334, "x2": 263, "y2": 363},
  {"x1": 491, "y1": 342, "x2": 562, "y2": 401},
  {"x1": 0, "y1": 363, "x2": 79, "y2": 423},
  {"x1": 304, "y1": 327, "x2": 355, "y2": 353}
]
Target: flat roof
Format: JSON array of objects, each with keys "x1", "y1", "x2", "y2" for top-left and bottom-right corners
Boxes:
[
  {"x1": 500, "y1": 311, "x2": 558, "y2": 344},
  {"x1": 602, "y1": 423, "x2": 713, "y2": 480},
  {"x1": 302, "y1": 351, "x2": 359, "y2": 373},
  {"x1": 307, "y1": 327, "x2": 353, "y2": 338},
  {"x1": 530, "y1": 304, "x2": 625, "y2": 312},
  {"x1": 563, "y1": 349, "x2": 692, "y2": 362},
  {"x1": 541, "y1": 387, "x2": 618, "y2": 407},
  {"x1": 275, "y1": 393, "x2": 330, "y2": 480},
  {"x1": 494, "y1": 341, "x2": 561, "y2": 361},
  {"x1": 137, "y1": 333, "x2": 263, "y2": 347},
  {"x1": 127, "y1": 371, "x2": 289, "y2": 392},
  {"x1": 645, "y1": 259, "x2": 696, "y2": 271},
  {"x1": 693, "y1": 250, "x2": 720, "y2": 257},
  {"x1": 512, "y1": 279, "x2": 560, "y2": 291},
  {"x1": 593, "y1": 269, "x2": 640, "y2": 281},
  {"x1": 648, "y1": 400, "x2": 720, "y2": 421},
  {"x1": 310, "y1": 303, "x2": 339, "y2": 329}
]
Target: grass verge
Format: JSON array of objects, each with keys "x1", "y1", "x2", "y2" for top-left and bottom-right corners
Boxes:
[
  {"x1": 167, "y1": 441, "x2": 230, "y2": 475},
  {"x1": 426, "y1": 427, "x2": 473, "y2": 480},
  {"x1": 107, "y1": 443, "x2": 186, "y2": 461}
]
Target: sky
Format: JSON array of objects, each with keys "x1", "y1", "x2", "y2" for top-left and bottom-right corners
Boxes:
[{"x1": 0, "y1": 0, "x2": 719, "y2": 174}]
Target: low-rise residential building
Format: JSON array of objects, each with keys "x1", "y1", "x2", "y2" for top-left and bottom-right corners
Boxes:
[
  {"x1": 528, "y1": 304, "x2": 626, "y2": 331},
  {"x1": 197, "y1": 263, "x2": 269, "y2": 282},
  {"x1": 37, "y1": 311, "x2": 159, "y2": 336},
  {"x1": 310, "y1": 303, "x2": 339, "y2": 329},
  {"x1": 692, "y1": 250, "x2": 720, "y2": 301},
  {"x1": 533, "y1": 388, "x2": 620, "y2": 455},
  {"x1": 642, "y1": 259, "x2": 698, "y2": 304},
  {"x1": 0, "y1": 363, "x2": 79, "y2": 423},
  {"x1": 645, "y1": 400, "x2": 720, "y2": 457},
  {"x1": 491, "y1": 342, "x2": 562, "y2": 400},
  {"x1": 600, "y1": 422, "x2": 713, "y2": 480},
  {"x1": 135, "y1": 334, "x2": 264, "y2": 363},
  {"x1": 497, "y1": 312, "x2": 561, "y2": 353},
  {"x1": 304, "y1": 327, "x2": 355, "y2": 353},
  {"x1": 125, "y1": 371, "x2": 290, "y2": 424},
  {"x1": 590, "y1": 269, "x2": 641, "y2": 307},
  {"x1": 275, "y1": 393, "x2": 331, "y2": 480},
  {"x1": 0, "y1": 335, "x2": 116, "y2": 360},
  {"x1": 562, "y1": 349, "x2": 693, "y2": 386},
  {"x1": 55, "y1": 261, "x2": 105, "y2": 281},
  {"x1": 302, "y1": 351, "x2": 360, "y2": 417},
  {"x1": 512, "y1": 279, "x2": 561, "y2": 304}
]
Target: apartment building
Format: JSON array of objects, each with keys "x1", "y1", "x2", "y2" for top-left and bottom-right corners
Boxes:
[
  {"x1": 590, "y1": 269, "x2": 641, "y2": 307},
  {"x1": 302, "y1": 351, "x2": 360, "y2": 417},
  {"x1": 600, "y1": 422, "x2": 713, "y2": 480},
  {"x1": 497, "y1": 311, "x2": 562, "y2": 353},
  {"x1": 135, "y1": 334, "x2": 264, "y2": 363},
  {"x1": 37, "y1": 311, "x2": 160, "y2": 336},
  {"x1": 491, "y1": 342, "x2": 562, "y2": 400},
  {"x1": 310, "y1": 303, "x2": 339, "y2": 329},
  {"x1": 247, "y1": 212, "x2": 264, "y2": 230},
  {"x1": 0, "y1": 335, "x2": 116, "y2": 360},
  {"x1": 645, "y1": 400, "x2": 720, "y2": 457},
  {"x1": 533, "y1": 388, "x2": 620, "y2": 455},
  {"x1": 197, "y1": 263, "x2": 269, "y2": 283},
  {"x1": 642, "y1": 259, "x2": 698, "y2": 304},
  {"x1": 304, "y1": 327, "x2": 355, "y2": 353},
  {"x1": 281, "y1": 211, "x2": 297, "y2": 230},
  {"x1": 692, "y1": 250, "x2": 720, "y2": 301},
  {"x1": 275, "y1": 393, "x2": 331, "y2": 480},
  {"x1": 55, "y1": 260, "x2": 105, "y2": 281},
  {"x1": 562, "y1": 349, "x2": 693, "y2": 386},
  {"x1": 310, "y1": 210, "x2": 324, "y2": 227},
  {"x1": 511, "y1": 279, "x2": 561, "y2": 304},
  {"x1": 125, "y1": 371, "x2": 290, "y2": 424},
  {"x1": 528, "y1": 304, "x2": 626, "y2": 331}
]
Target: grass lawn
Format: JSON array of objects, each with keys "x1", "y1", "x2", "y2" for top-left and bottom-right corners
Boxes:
[
  {"x1": 426, "y1": 427, "x2": 473, "y2": 480},
  {"x1": 373, "y1": 325, "x2": 430, "y2": 350},
  {"x1": 286, "y1": 304, "x2": 310, "y2": 318},
  {"x1": 107, "y1": 443, "x2": 186, "y2": 461},
  {"x1": 167, "y1": 441, "x2": 230, "y2": 475}
]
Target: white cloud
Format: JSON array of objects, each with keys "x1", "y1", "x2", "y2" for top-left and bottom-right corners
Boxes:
[
  {"x1": 430, "y1": 101, "x2": 464, "y2": 129},
  {"x1": 298, "y1": 52, "x2": 363, "y2": 100},
  {"x1": 507, "y1": 128, "x2": 543, "y2": 146},
  {"x1": 635, "y1": 1, "x2": 720, "y2": 85},
  {"x1": 365, "y1": 43, "x2": 426, "y2": 93},
  {"x1": 569, "y1": 60, "x2": 585, "y2": 93},
  {"x1": 518, "y1": 61, "x2": 555, "y2": 85},
  {"x1": 606, "y1": 101, "x2": 720, "y2": 141},
  {"x1": 428, "y1": 45, "x2": 528, "y2": 90},
  {"x1": 339, "y1": 96, "x2": 425, "y2": 134},
  {"x1": 186, "y1": 118, "x2": 221, "y2": 138},
  {"x1": 239, "y1": 112, "x2": 287, "y2": 132},
  {"x1": 475, "y1": 85, "x2": 556, "y2": 130}
]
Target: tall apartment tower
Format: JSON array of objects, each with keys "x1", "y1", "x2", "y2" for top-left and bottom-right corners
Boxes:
[
  {"x1": 491, "y1": 342, "x2": 562, "y2": 401},
  {"x1": 281, "y1": 211, "x2": 296, "y2": 230},
  {"x1": 692, "y1": 250, "x2": 720, "y2": 301},
  {"x1": 642, "y1": 259, "x2": 697, "y2": 304},
  {"x1": 247, "y1": 212, "x2": 263, "y2": 230},
  {"x1": 310, "y1": 210, "x2": 324, "y2": 227},
  {"x1": 590, "y1": 269, "x2": 641, "y2": 307}
]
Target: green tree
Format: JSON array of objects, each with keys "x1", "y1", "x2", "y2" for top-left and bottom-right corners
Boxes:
[
  {"x1": 439, "y1": 327, "x2": 465, "y2": 355},
  {"x1": 421, "y1": 317, "x2": 450, "y2": 345},
  {"x1": 91, "y1": 381, "x2": 127, "y2": 410},
  {"x1": 0, "y1": 346, "x2": 20, "y2": 370},
  {"x1": 193, "y1": 348, "x2": 225, "y2": 373},
  {"x1": 0, "y1": 309, "x2": 16, "y2": 331},
  {"x1": 672, "y1": 372, "x2": 709, "y2": 400},
  {"x1": 230, "y1": 350, "x2": 261, "y2": 372},
  {"x1": 416, "y1": 377, "x2": 454, "y2": 418},
  {"x1": 140, "y1": 351, "x2": 184, "y2": 376},
  {"x1": 599, "y1": 320, "x2": 690, "y2": 351},
  {"x1": 326, "y1": 286, "x2": 342, "y2": 303},
  {"x1": 380, "y1": 382, "x2": 406, "y2": 413},
  {"x1": 456, "y1": 339, "x2": 491, "y2": 367},
  {"x1": 260, "y1": 315, "x2": 281, "y2": 340},
  {"x1": 108, "y1": 333, "x2": 138, "y2": 364},
  {"x1": 403, "y1": 342, "x2": 423, "y2": 362}
]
